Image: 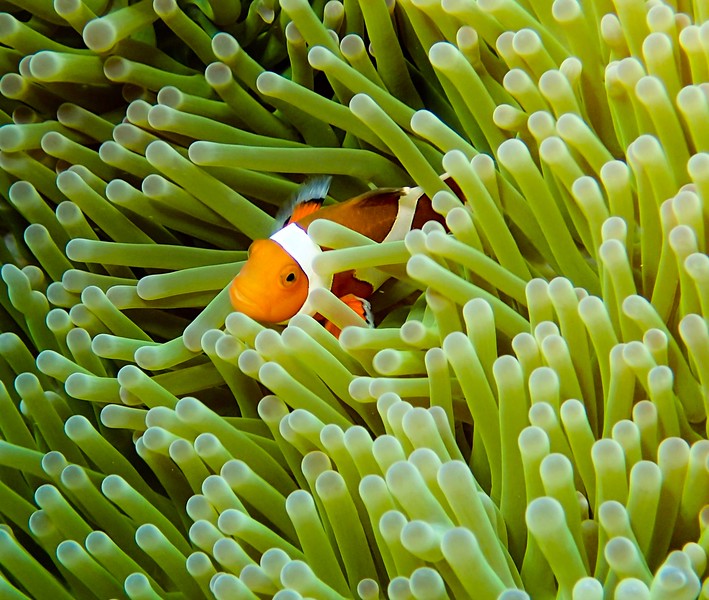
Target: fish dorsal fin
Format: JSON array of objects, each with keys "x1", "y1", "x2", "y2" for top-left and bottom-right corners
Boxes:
[
  {"x1": 273, "y1": 176, "x2": 332, "y2": 232},
  {"x1": 288, "y1": 199, "x2": 323, "y2": 224}
]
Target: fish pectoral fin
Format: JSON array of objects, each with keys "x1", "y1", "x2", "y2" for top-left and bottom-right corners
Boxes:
[
  {"x1": 340, "y1": 294, "x2": 374, "y2": 326},
  {"x1": 323, "y1": 294, "x2": 374, "y2": 339}
]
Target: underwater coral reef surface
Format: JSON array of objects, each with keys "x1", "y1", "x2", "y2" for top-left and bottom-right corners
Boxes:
[{"x1": 0, "y1": 0, "x2": 708, "y2": 598}]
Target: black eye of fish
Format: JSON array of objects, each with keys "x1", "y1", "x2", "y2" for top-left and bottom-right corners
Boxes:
[{"x1": 285, "y1": 272, "x2": 296, "y2": 282}]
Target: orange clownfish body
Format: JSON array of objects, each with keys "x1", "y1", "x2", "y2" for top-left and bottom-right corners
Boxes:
[{"x1": 229, "y1": 177, "x2": 455, "y2": 334}]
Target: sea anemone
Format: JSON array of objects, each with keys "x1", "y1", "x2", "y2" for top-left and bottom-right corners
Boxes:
[{"x1": 0, "y1": 0, "x2": 708, "y2": 598}]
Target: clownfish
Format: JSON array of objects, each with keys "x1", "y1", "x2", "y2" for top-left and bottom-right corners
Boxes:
[{"x1": 229, "y1": 177, "x2": 454, "y2": 335}]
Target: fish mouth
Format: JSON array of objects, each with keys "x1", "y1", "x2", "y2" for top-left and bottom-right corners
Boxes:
[{"x1": 229, "y1": 280, "x2": 270, "y2": 321}]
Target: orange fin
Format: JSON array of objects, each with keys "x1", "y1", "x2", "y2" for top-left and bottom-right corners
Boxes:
[
  {"x1": 288, "y1": 199, "x2": 323, "y2": 224},
  {"x1": 342, "y1": 294, "x2": 374, "y2": 326},
  {"x1": 274, "y1": 176, "x2": 331, "y2": 231},
  {"x1": 324, "y1": 294, "x2": 373, "y2": 338}
]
